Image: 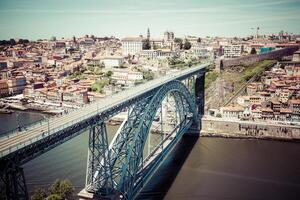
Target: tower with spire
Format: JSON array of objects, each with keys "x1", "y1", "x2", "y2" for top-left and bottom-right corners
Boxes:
[{"x1": 147, "y1": 28, "x2": 150, "y2": 40}]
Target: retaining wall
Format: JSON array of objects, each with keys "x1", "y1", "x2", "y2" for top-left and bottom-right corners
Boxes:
[
  {"x1": 201, "y1": 118, "x2": 300, "y2": 140},
  {"x1": 216, "y1": 46, "x2": 299, "y2": 72}
]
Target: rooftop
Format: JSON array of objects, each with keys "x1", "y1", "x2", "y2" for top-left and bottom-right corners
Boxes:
[
  {"x1": 289, "y1": 99, "x2": 300, "y2": 104},
  {"x1": 221, "y1": 105, "x2": 244, "y2": 112},
  {"x1": 121, "y1": 37, "x2": 143, "y2": 42},
  {"x1": 261, "y1": 107, "x2": 273, "y2": 112},
  {"x1": 280, "y1": 108, "x2": 293, "y2": 114}
]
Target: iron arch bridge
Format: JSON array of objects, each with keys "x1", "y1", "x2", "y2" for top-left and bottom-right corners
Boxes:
[
  {"x1": 0, "y1": 63, "x2": 207, "y2": 200},
  {"x1": 85, "y1": 81, "x2": 198, "y2": 200}
]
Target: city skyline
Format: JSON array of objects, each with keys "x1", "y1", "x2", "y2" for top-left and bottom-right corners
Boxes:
[{"x1": 0, "y1": 0, "x2": 300, "y2": 40}]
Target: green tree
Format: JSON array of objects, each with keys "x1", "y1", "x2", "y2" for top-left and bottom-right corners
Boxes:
[
  {"x1": 30, "y1": 179, "x2": 75, "y2": 200},
  {"x1": 18, "y1": 39, "x2": 30, "y2": 44},
  {"x1": 216, "y1": 113, "x2": 222, "y2": 118},
  {"x1": 153, "y1": 44, "x2": 158, "y2": 50},
  {"x1": 50, "y1": 36, "x2": 57, "y2": 41},
  {"x1": 60, "y1": 180, "x2": 73, "y2": 199},
  {"x1": 183, "y1": 41, "x2": 192, "y2": 50},
  {"x1": 46, "y1": 194, "x2": 62, "y2": 200},
  {"x1": 174, "y1": 38, "x2": 183, "y2": 49},
  {"x1": 168, "y1": 56, "x2": 176, "y2": 65},
  {"x1": 106, "y1": 71, "x2": 113, "y2": 77},
  {"x1": 49, "y1": 179, "x2": 73, "y2": 200},
  {"x1": 250, "y1": 48, "x2": 257, "y2": 54},
  {"x1": 91, "y1": 79, "x2": 109, "y2": 93},
  {"x1": 49, "y1": 180, "x2": 61, "y2": 196},
  {"x1": 174, "y1": 38, "x2": 183, "y2": 43},
  {"x1": 87, "y1": 65, "x2": 94, "y2": 72},
  {"x1": 9, "y1": 39, "x2": 16, "y2": 45},
  {"x1": 31, "y1": 188, "x2": 47, "y2": 200},
  {"x1": 143, "y1": 71, "x2": 155, "y2": 81},
  {"x1": 142, "y1": 39, "x2": 151, "y2": 50},
  {"x1": 205, "y1": 71, "x2": 219, "y2": 89}
]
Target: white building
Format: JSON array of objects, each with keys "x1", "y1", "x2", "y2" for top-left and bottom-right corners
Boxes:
[
  {"x1": 139, "y1": 49, "x2": 177, "y2": 59},
  {"x1": 292, "y1": 50, "x2": 300, "y2": 62},
  {"x1": 220, "y1": 105, "x2": 244, "y2": 119},
  {"x1": 121, "y1": 37, "x2": 143, "y2": 56},
  {"x1": 112, "y1": 69, "x2": 143, "y2": 85},
  {"x1": 237, "y1": 96, "x2": 250, "y2": 106},
  {"x1": 102, "y1": 56, "x2": 124, "y2": 68},
  {"x1": 223, "y1": 44, "x2": 244, "y2": 58},
  {"x1": 191, "y1": 43, "x2": 210, "y2": 57}
]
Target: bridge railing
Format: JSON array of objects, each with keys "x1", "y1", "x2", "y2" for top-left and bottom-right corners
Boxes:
[{"x1": 2, "y1": 62, "x2": 208, "y2": 139}]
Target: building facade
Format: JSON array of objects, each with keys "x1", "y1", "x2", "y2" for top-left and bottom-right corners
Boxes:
[
  {"x1": 102, "y1": 56, "x2": 124, "y2": 68},
  {"x1": 0, "y1": 80, "x2": 9, "y2": 97},
  {"x1": 223, "y1": 44, "x2": 244, "y2": 58},
  {"x1": 121, "y1": 37, "x2": 143, "y2": 56}
]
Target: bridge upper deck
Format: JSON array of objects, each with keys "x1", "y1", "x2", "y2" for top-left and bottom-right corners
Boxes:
[{"x1": 0, "y1": 63, "x2": 209, "y2": 159}]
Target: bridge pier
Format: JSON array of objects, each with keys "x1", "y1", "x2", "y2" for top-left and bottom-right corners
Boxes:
[
  {"x1": 78, "y1": 189, "x2": 122, "y2": 200},
  {"x1": 195, "y1": 71, "x2": 205, "y2": 117},
  {"x1": 185, "y1": 70, "x2": 206, "y2": 137},
  {"x1": 85, "y1": 121, "x2": 114, "y2": 197},
  {"x1": 0, "y1": 165, "x2": 28, "y2": 200}
]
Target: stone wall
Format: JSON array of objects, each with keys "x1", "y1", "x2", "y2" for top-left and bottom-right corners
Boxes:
[
  {"x1": 201, "y1": 118, "x2": 300, "y2": 140},
  {"x1": 216, "y1": 46, "x2": 300, "y2": 72}
]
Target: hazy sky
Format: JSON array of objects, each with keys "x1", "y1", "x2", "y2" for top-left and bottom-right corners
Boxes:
[{"x1": 0, "y1": 0, "x2": 300, "y2": 40}]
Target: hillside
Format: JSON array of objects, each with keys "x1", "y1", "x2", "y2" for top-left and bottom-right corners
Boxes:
[{"x1": 204, "y1": 60, "x2": 276, "y2": 112}]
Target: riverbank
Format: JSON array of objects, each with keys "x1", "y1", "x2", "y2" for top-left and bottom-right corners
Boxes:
[
  {"x1": 201, "y1": 116, "x2": 300, "y2": 142},
  {"x1": 1, "y1": 110, "x2": 300, "y2": 199},
  {"x1": 0, "y1": 94, "x2": 81, "y2": 115},
  {"x1": 200, "y1": 131, "x2": 300, "y2": 142}
]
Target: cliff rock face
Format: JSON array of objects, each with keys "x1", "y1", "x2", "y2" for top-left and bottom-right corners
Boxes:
[
  {"x1": 205, "y1": 60, "x2": 276, "y2": 112},
  {"x1": 205, "y1": 70, "x2": 239, "y2": 112}
]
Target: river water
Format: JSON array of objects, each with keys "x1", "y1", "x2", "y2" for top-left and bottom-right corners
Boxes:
[{"x1": 1, "y1": 111, "x2": 300, "y2": 199}]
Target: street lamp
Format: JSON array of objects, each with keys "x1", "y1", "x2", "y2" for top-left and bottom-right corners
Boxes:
[{"x1": 42, "y1": 114, "x2": 50, "y2": 135}]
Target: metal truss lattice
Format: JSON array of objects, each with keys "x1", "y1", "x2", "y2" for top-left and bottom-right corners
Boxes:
[{"x1": 88, "y1": 80, "x2": 200, "y2": 199}]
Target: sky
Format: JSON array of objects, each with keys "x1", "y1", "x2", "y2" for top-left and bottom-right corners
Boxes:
[{"x1": 0, "y1": 0, "x2": 300, "y2": 40}]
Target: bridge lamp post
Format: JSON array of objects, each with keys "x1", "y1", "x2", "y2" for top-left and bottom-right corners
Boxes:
[
  {"x1": 42, "y1": 115, "x2": 50, "y2": 135},
  {"x1": 16, "y1": 112, "x2": 22, "y2": 132}
]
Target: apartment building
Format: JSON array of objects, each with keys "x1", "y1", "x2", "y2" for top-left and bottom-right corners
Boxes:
[
  {"x1": 139, "y1": 49, "x2": 177, "y2": 59},
  {"x1": 7, "y1": 76, "x2": 26, "y2": 94},
  {"x1": 102, "y1": 56, "x2": 124, "y2": 68},
  {"x1": 111, "y1": 69, "x2": 143, "y2": 85},
  {"x1": 0, "y1": 80, "x2": 9, "y2": 97},
  {"x1": 223, "y1": 44, "x2": 244, "y2": 58},
  {"x1": 220, "y1": 105, "x2": 244, "y2": 119}
]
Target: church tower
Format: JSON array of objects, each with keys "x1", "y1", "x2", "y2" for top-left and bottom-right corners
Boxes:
[{"x1": 147, "y1": 28, "x2": 150, "y2": 40}]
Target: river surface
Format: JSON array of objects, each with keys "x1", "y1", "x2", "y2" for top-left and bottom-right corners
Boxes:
[{"x1": 1, "y1": 111, "x2": 300, "y2": 200}]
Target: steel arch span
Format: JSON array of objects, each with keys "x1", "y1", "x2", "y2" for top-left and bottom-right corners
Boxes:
[{"x1": 86, "y1": 80, "x2": 200, "y2": 200}]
